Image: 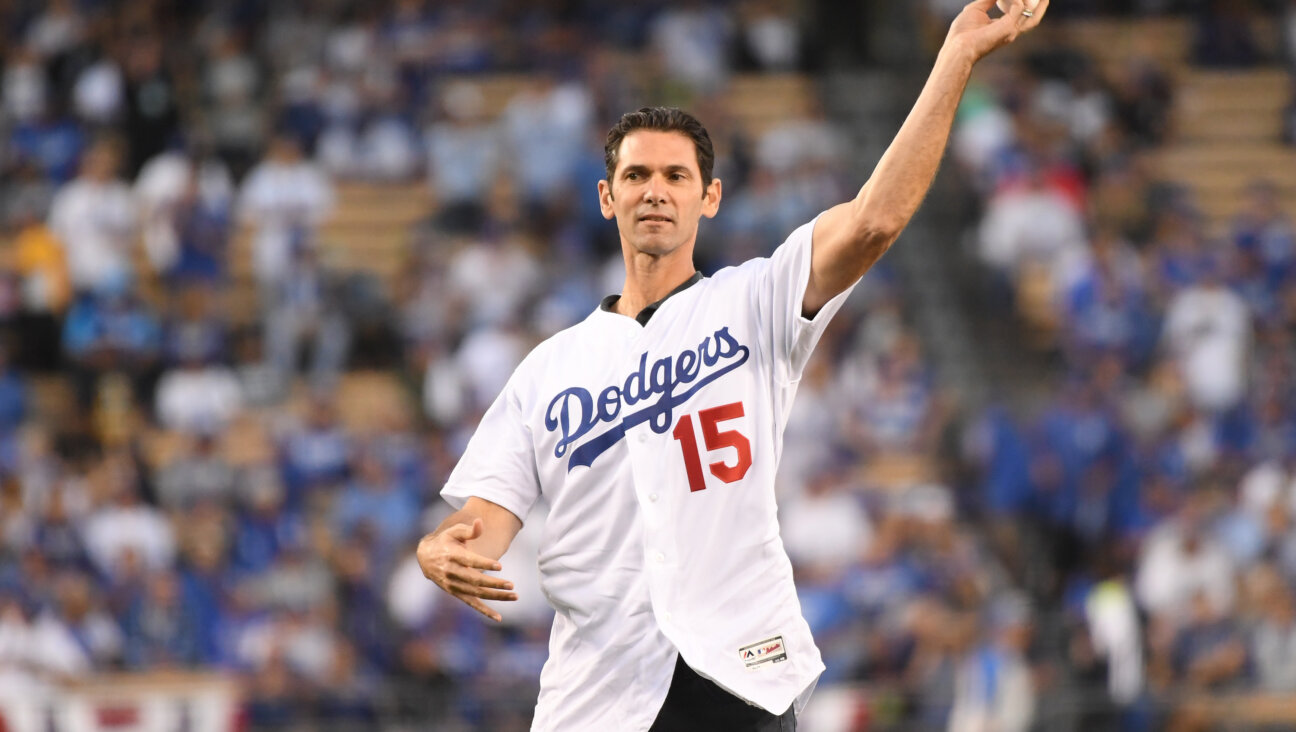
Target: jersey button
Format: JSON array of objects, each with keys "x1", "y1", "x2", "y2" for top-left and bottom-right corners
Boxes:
[
  {"x1": 664, "y1": 612, "x2": 673, "y2": 622},
  {"x1": 649, "y1": 493, "x2": 659, "y2": 502},
  {"x1": 655, "y1": 552, "x2": 665, "y2": 563},
  {"x1": 637, "y1": 433, "x2": 647, "y2": 443}
]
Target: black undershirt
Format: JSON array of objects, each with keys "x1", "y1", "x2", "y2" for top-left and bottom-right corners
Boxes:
[{"x1": 599, "y1": 271, "x2": 704, "y2": 326}]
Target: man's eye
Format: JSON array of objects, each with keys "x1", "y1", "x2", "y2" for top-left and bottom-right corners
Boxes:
[{"x1": 626, "y1": 172, "x2": 639, "y2": 180}]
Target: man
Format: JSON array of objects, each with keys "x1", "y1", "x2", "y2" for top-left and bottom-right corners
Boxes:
[{"x1": 417, "y1": 2, "x2": 1048, "y2": 729}]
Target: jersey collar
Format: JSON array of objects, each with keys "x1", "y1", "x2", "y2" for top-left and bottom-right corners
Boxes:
[{"x1": 600, "y1": 271, "x2": 703, "y2": 326}]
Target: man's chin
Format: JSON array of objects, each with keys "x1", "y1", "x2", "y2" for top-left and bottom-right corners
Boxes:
[{"x1": 628, "y1": 235, "x2": 685, "y2": 257}]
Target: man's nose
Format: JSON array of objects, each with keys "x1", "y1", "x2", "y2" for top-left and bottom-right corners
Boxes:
[{"x1": 641, "y1": 176, "x2": 667, "y2": 203}]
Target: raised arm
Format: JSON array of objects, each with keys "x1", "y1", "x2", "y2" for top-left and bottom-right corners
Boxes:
[
  {"x1": 416, "y1": 496, "x2": 524, "y2": 622},
  {"x1": 803, "y1": 0, "x2": 1048, "y2": 316}
]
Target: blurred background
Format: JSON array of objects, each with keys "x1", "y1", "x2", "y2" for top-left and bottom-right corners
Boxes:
[{"x1": 0, "y1": 0, "x2": 1294, "y2": 730}]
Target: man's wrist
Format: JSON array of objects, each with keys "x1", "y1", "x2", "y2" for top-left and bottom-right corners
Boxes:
[{"x1": 937, "y1": 38, "x2": 979, "y2": 74}]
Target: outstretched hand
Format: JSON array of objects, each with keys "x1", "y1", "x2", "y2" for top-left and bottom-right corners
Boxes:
[
  {"x1": 946, "y1": 0, "x2": 1049, "y2": 64},
  {"x1": 417, "y1": 518, "x2": 517, "y2": 622}
]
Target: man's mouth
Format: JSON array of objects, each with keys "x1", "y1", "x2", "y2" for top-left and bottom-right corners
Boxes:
[{"x1": 639, "y1": 214, "x2": 672, "y2": 223}]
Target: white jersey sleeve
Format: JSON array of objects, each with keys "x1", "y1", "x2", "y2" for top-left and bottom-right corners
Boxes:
[
  {"x1": 440, "y1": 370, "x2": 541, "y2": 523},
  {"x1": 754, "y1": 214, "x2": 856, "y2": 384}
]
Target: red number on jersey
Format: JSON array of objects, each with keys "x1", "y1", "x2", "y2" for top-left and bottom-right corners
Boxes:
[
  {"x1": 671, "y1": 414, "x2": 708, "y2": 492},
  {"x1": 671, "y1": 401, "x2": 753, "y2": 492}
]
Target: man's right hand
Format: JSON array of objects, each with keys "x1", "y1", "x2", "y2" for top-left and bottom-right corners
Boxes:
[{"x1": 417, "y1": 518, "x2": 517, "y2": 622}]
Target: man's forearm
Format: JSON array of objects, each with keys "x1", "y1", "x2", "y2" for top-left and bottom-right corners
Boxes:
[{"x1": 851, "y1": 42, "x2": 976, "y2": 240}]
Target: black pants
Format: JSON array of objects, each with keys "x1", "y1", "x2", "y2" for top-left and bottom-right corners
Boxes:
[{"x1": 648, "y1": 656, "x2": 796, "y2": 732}]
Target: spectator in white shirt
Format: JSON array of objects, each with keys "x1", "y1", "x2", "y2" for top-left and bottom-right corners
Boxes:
[
  {"x1": 48, "y1": 139, "x2": 138, "y2": 295},
  {"x1": 1136, "y1": 495, "x2": 1236, "y2": 627},
  {"x1": 977, "y1": 166, "x2": 1087, "y2": 283},
  {"x1": 80, "y1": 479, "x2": 176, "y2": 582},
  {"x1": 1162, "y1": 268, "x2": 1251, "y2": 413},
  {"x1": 238, "y1": 133, "x2": 334, "y2": 288}
]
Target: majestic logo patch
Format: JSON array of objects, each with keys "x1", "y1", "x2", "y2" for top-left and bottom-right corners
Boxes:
[
  {"x1": 544, "y1": 327, "x2": 750, "y2": 471},
  {"x1": 739, "y1": 635, "x2": 787, "y2": 670}
]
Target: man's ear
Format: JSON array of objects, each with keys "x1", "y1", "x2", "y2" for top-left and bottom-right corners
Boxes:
[
  {"x1": 598, "y1": 179, "x2": 615, "y2": 220},
  {"x1": 701, "y1": 178, "x2": 723, "y2": 219}
]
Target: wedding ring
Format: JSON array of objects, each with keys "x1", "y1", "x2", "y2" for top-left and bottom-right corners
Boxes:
[{"x1": 1022, "y1": 8, "x2": 1034, "y2": 16}]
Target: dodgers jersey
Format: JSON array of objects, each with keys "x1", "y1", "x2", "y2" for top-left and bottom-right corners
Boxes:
[{"x1": 442, "y1": 215, "x2": 857, "y2": 731}]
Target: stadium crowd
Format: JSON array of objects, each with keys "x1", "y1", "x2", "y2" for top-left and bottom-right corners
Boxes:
[
  {"x1": 0, "y1": 0, "x2": 1292, "y2": 731},
  {"x1": 949, "y1": 1, "x2": 1296, "y2": 729}
]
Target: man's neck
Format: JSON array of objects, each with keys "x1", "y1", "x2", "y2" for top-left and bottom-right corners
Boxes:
[{"x1": 615, "y1": 248, "x2": 697, "y2": 317}]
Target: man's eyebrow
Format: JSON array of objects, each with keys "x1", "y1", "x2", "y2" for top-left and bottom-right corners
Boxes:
[{"x1": 620, "y1": 164, "x2": 693, "y2": 176}]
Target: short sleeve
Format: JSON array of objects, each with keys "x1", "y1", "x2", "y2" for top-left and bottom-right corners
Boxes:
[
  {"x1": 440, "y1": 375, "x2": 541, "y2": 524},
  {"x1": 755, "y1": 213, "x2": 858, "y2": 383}
]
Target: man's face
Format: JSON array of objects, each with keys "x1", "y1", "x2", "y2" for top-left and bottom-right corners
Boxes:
[{"x1": 599, "y1": 130, "x2": 721, "y2": 257}]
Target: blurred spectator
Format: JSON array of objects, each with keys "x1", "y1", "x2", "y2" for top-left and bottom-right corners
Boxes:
[
  {"x1": 425, "y1": 82, "x2": 500, "y2": 233},
  {"x1": 135, "y1": 144, "x2": 235, "y2": 284},
  {"x1": 71, "y1": 46, "x2": 124, "y2": 126},
  {"x1": 61, "y1": 283, "x2": 161, "y2": 411},
  {"x1": 1082, "y1": 576, "x2": 1146, "y2": 712},
  {"x1": 122, "y1": 571, "x2": 205, "y2": 668},
  {"x1": 238, "y1": 132, "x2": 335, "y2": 289},
  {"x1": 1136, "y1": 492, "x2": 1237, "y2": 626},
  {"x1": 10, "y1": 191, "x2": 71, "y2": 371},
  {"x1": 1231, "y1": 180, "x2": 1295, "y2": 301},
  {"x1": 160, "y1": 287, "x2": 229, "y2": 369},
  {"x1": 4, "y1": 46, "x2": 50, "y2": 126},
  {"x1": 25, "y1": 0, "x2": 85, "y2": 61},
  {"x1": 1252, "y1": 583, "x2": 1296, "y2": 692},
  {"x1": 121, "y1": 36, "x2": 181, "y2": 176},
  {"x1": 1170, "y1": 590, "x2": 1249, "y2": 690},
  {"x1": 649, "y1": 0, "x2": 734, "y2": 92},
  {"x1": 501, "y1": 76, "x2": 592, "y2": 209},
  {"x1": 154, "y1": 355, "x2": 242, "y2": 435},
  {"x1": 734, "y1": 0, "x2": 803, "y2": 72},
  {"x1": 320, "y1": 92, "x2": 421, "y2": 182},
  {"x1": 279, "y1": 394, "x2": 351, "y2": 504},
  {"x1": 48, "y1": 139, "x2": 138, "y2": 296},
  {"x1": 154, "y1": 433, "x2": 237, "y2": 510},
  {"x1": 0, "y1": 592, "x2": 91, "y2": 690},
  {"x1": 1059, "y1": 225, "x2": 1156, "y2": 366},
  {"x1": 0, "y1": 348, "x2": 28, "y2": 435},
  {"x1": 203, "y1": 31, "x2": 264, "y2": 173},
  {"x1": 332, "y1": 448, "x2": 419, "y2": 559},
  {"x1": 1162, "y1": 266, "x2": 1251, "y2": 413},
  {"x1": 447, "y1": 231, "x2": 542, "y2": 330},
  {"x1": 780, "y1": 469, "x2": 873, "y2": 583},
  {"x1": 1192, "y1": 0, "x2": 1264, "y2": 68},
  {"x1": 81, "y1": 478, "x2": 176, "y2": 582},
  {"x1": 232, "y1": 465, "x2": 301, "y2": 575},
  {"x1": 948, "y1": 597, "x2": 1036, "y2": 732},
  {"x1": 263, "y1": 250, "x2": 352, "y2": 389},
  {"x1": 50, "y1": 570, "x2": 122, "y2": 669},
  {"x1": 977, "y1": 165, "x2": 1087, "y2": 291}
]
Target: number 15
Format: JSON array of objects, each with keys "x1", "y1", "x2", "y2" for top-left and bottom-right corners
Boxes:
[{"x1": 671, "y1": 401, "x2": 752, "y2": 493}]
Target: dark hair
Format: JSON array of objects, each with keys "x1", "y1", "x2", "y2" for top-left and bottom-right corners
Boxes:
[{"x1": 604, "y1": 107, "x2": 715, "y2": 192}]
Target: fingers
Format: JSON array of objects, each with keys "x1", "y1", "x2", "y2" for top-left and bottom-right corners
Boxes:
[
  {"x1": 1022, "y1": 0, "x2": 1049, "y2": 28},
  {"x1": 446, "y1": 563, "x2": 515, "y2": 591},
  {"x1": 445, "y1": 578, "x2": 519, "y2": 603},
  {"x1": 455, "y1": 593, "x2": 504, "y2": 623},
  {"x1": 452, "y1": 547, "x2": 503, "y2": 572}
]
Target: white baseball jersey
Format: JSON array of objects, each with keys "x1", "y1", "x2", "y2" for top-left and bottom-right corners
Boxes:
[{"x1": 442, "y1": 215, "x2": 856, "y2": 731}]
